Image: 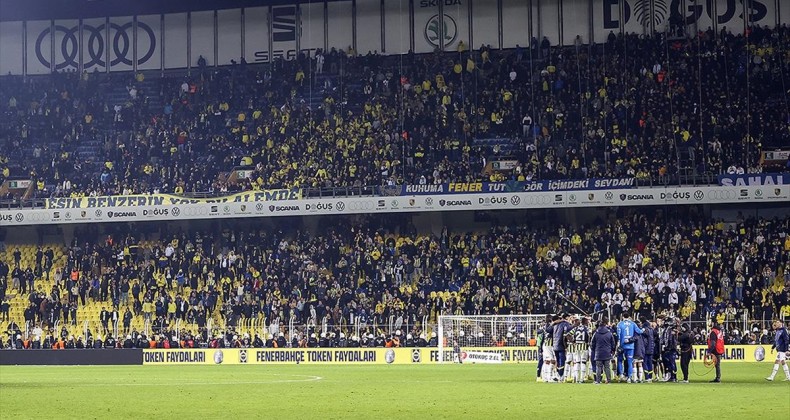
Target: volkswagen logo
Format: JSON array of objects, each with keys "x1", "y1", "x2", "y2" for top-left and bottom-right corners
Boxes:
[
  {"x1": 510, "y1": 195, "x2": 521, "y2": 205},
  {"x1": 336, "y1": 201, "x2": 345, "y2": 211},
  {"x1": 693, "y1": 190, "x2": 704, "y2": 201},
  {"x1": 425, "y1": 197, "x2": 434, "y2": 206},
  {"x1": 255, "y1": 203, "x2": 264, "y2": 212},
  {"x1": 36, "y1": 22, "x2": 156, "y2": 70},
  {"x1": 95, "y1": 209, "x2": 102, "y2": 217},
  {"x1": 605, "y1": 192, "x2": 614, "y2": 200},
  {"x1": 14, "y1": 213, "x2": 24, "y2": 222},
  {"x1": 171, "y1": 207, "x2": 181, "y2": 217}
]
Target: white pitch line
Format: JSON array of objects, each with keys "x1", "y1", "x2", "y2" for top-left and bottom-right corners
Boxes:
[{"x1": 12, "y1": 375, "x2": 324, "y2": 387}]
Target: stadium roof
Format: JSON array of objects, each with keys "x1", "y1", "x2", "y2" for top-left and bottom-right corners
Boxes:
[{"x1": 0, "y1": 0, "x2": 349, "y2": 22}]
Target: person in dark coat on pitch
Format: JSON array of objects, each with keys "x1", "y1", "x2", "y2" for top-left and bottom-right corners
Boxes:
[{"x1": 591, "y1": 316, "x2": 616, "y2": 384}]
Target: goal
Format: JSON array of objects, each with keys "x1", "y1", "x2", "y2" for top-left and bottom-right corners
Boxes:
[{"x1": 437, "y1": 314, "x2": 547, "y2": 363}]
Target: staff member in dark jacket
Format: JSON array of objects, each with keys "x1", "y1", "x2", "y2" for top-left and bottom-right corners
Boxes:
[
  {"x1": 591, "y1": 316, "x2": 616, "y2": 384},
  {"x1": 661, "y1": 319, "x2": 679, "y2": 382},
  {"x1": 678, "y1": 323, "x2": 693, "y2": 383},
  {"x1": 652, "y1": 319, "x2": 663, "y2": 380},
  {"x1": 641, "y1": 317, "x2": 655, "y2": 382}
]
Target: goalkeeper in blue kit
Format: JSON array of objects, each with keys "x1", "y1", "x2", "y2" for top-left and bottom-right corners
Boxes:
[{"x1": 616, "y1": 311, "x2": 643, "y2": 383}]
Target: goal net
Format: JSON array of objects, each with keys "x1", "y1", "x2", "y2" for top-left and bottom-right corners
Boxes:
[{"x1": 437, "y1": 314, "x2": 547, "y2": 363}]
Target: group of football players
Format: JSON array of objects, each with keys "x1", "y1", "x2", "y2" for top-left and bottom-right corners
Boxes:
[{"x1": 537, "y1": 312, "x2": 690, "y2": 384}]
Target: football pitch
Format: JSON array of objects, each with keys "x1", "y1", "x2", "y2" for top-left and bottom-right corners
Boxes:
[{"x1": 1, "y1": 363, "x2": 787, "y2": 419}]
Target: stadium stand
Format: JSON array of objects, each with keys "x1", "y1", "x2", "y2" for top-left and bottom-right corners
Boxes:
[
  {"x1": 2, "y1": 210, "x2": 789, "y2": 349},
  {"x1": 1, "y1": 26, "x2": 789, "y2": 204}
]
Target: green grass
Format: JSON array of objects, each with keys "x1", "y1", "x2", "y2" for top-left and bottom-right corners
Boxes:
[{"x1": 0, "y1": 363, "x2": 787, "y2": 419}]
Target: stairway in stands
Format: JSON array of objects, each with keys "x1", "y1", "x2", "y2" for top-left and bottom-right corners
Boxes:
[
  {"x1": 62, "y1": 76, "x2": 165, "y2": 184},
  {"x1": 300, "y1": 73, "x2": 365, "y2": 114}
]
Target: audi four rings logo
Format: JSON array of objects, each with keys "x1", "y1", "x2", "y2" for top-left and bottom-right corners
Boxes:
[
  {"x1": 522, "y1": 195, "x2": 552, "y2": 205},
  {"x1": 708, "y1": 190, "x2": 737, "y2": 200},
  {"x1": 349, "y1": 201, "x2": 374, "y2": 211},
  {"x1": 37, "y1": 22, "x2": 156, "y2": 70},
  {"x1": 183, "y1": 207, "x2": 205, "y2": 217}
]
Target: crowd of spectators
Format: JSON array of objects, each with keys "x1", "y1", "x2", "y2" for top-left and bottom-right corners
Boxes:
[
  {"x1": 1, "y1": 25, "x2": 789, "y2": 200},
  {"x1": 2, "y1": 209, "x2": 789, "y2": 349}
]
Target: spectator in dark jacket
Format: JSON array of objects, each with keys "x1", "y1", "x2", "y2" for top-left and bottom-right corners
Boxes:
[{"x1": 591, "y1": 316, "x2": 616, "y2": 384}]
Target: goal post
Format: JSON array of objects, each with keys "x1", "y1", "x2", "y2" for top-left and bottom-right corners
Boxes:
[{"x1": 437, "y1": 314, "x2": 547, "y2": 363}]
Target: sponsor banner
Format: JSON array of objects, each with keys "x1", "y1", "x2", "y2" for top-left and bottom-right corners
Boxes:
[
  {"x1": 427, "y1": 347, "x2": 541, "y2": 363},
  {"x1": 401, "y1": 182, "x2": 524, "y2": 196},
  {"x1": 594, "y1": 0, "x2": 776, "y2": 45},
  {"x1": 3, "y1": 186, "x2": 788, "y2": 226},
  {"x1": 688, "y1": 345, "x2": 770, "y2": 363},
  {"x1": 762, "y1": 150, "x2": 790, "y2": 162},
  {"x1": 490, "y1": 160, "x2": 519, "y2": 171},
  {"x1": 460, "y1": 351, "x2": 503, "y2": 364},
  {"x1": 135, "y1": 345, "x2": 771, "y2": 366},
  {"x1": 142, "y1": 348, "x2": 416, "y2": 365},
  {"x1": 6, "y1": 180, "x2": 31, "y2": 189},
  {"x1": 718, "y1": 173, "x2": 789, "y2": 187},
  {"x1": 523, "y1": 178, "x2": 635, "y2": 192},
  {"x1": 1, "y1": 1, "x2": 779, "y2": 74},
  {"x1": 45, "y1": 190, "x2": 301, "y2": 209}
]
